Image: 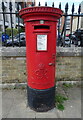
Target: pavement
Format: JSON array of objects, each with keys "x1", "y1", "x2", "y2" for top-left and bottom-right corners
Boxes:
[{"x1": 1, "y1": 85, "x2": 81, "y2": 119}]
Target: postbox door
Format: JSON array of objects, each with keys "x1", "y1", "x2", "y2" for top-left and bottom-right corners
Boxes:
[
  {"x1": 26, "y1": 22, "x2": 57, "y2": 90},
  {"x1": 35, "y1": 32, "x2": 56, "y2": 88}
]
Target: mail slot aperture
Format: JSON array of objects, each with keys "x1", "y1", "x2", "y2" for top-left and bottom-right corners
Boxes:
[{"x1": 34, "y1": 25, "x2": 50, "y2": 30}]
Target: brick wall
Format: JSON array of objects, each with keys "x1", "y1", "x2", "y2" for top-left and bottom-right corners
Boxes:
[{"x1": 2, "y1": 56, "x2": 81, "y2": 83}]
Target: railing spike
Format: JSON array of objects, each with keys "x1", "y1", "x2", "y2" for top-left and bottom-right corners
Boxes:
[
  {"x1": 72, "y1": 3, "x2": 74, "y2": 13},
  {"x1": 59, "y1": 2, "x2": 61, "y2": 9},
  {"x1": 33, "y1": 2, "x2": 35, "y2": 6},
  {"x1": 78, "y1": 4, "x2": 81, "y2": 14},
  {"x1": 2, "y1": 2, "x2": 5, "y2": 11},
  {"x1": 65, "y1": 2, "x2": 68, "y2": 13},
  {"x1": 52, "y1": 2, "x2": 54, "y2": 7},
  {"x1": 17, "y1": 2, "x2": 19, "y2": 11},
  {"x1": 31, "y1": 2, "x2": 34, "y2": 6},
  {"x1": 45, "y1": 2, "x2": 47, "y2": 6},
  {"x1": 38, "y1": 2, "x2": 41, "y2": 6},
  {"x1": 24, "y1": 2, "x2": 27, "y2": 8},
  {"x1": 9, "y1": 2, "x2": 12, "y2": 11}
]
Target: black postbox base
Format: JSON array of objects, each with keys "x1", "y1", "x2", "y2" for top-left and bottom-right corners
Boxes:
[{"x1": 27, "y1": 86, "x2": 55, "y2": 112}]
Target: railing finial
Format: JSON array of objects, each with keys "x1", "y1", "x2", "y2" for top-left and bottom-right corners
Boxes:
[
  {"x1": 2, "y1": 2, "x2": 5, "y2": 11},
  {"x1": 9, "y1": 2, "x2": 12, "y2": 11},
  {"x1": 59, "y1": 2, "x2": 61, "y2": 9},
  {"x1": 52, "y1": 2, "x2": 54, "y2": 7},
  {"x1": 72, "y1": 3, "x2": 74, "y2": 13},
  {"x1": 78, "y1": 4, "x2": 81, "y2": 14},
  {"x1": 38, "y1": 2, "x2": 41, "y2": 6},
  {"x1": 31, "y1": 2, "x2": 34, "y2": 6},
  {"x1": 45, "y1": 2, "x2": 47, "y2": 6},
  {"x1": 65, "y1": 2, "x2": 68, "y2": 13},
  {"x1": 17, "y1": 2, "x2": 19, "y2": 11}
]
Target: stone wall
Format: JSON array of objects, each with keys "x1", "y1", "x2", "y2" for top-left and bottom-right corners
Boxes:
[
  {"x1": 1, "y1": 47, "x2": 82, "y2": 83},
  {"x1": 2, "y1": 57, "x2": 27, "y2": 83},
  {"x1": 1, "y1": 47, "x2": 82, "y2": 57},
  {"x1": 56, "y1": 56, "x2": 81, "y2": 81},
  {"x1": 2, "y1": 56, "x2": 81, "y2": 83}
]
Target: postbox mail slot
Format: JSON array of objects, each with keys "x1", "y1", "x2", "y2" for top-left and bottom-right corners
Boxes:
[{"x1": 34, "y1": 25, "x2": 50, "y2": 30}]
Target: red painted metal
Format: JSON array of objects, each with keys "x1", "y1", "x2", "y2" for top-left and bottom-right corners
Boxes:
[{"x1": 19, "y1": 7, "x2": 63, "y2": 90}]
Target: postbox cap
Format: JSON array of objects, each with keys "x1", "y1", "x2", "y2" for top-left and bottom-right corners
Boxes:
[{"x1": 19, "y1": 6, "x2": 63, "y2": 22}]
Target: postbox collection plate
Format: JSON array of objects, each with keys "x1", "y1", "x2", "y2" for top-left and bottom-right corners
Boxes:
[{"x1": 37, "y1": 35, "x2": 47, "y2": 51}]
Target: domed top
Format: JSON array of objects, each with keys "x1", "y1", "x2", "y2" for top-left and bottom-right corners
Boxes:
[{"x1": 19, "y1": 6, "x2": 63, "y2": 22}]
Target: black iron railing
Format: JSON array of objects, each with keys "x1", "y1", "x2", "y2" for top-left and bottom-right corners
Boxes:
[{"x1": 0, "y1": 2, "x2": 83, "y2": 47}]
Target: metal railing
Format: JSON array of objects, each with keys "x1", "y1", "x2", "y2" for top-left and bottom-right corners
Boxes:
[{"x1": 0, "y1": 2, "x2": 83, "y2": 47}]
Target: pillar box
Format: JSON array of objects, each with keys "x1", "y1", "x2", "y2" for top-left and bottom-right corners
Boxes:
[{"x1": 19, "y1": 6, "x2": 63, "y2": 112}]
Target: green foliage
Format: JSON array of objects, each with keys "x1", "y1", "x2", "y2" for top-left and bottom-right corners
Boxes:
[
  {"x1": 6, "y1": 28, "x2": 11, "y2": 36},
  {"x1": 3, "y1": 27, "x2": 25, "y2": 37},
  {"x1": 6, "y1": 28, "x2": 18, "y2": 36},
  {"x1": 13, "y1": 28, "x2": 18, "y2": 36},
  {"x1": 63, "y1": 83, "x2": 73, "y2": 88},
  {"x1": 57, "y1": 103, "x2": 65, "y2": 111},
  {"x1": 2, "y1": 32, "x2": 5, "y2": 34},
  {"x1": 55, "y1": 93, "x2": 68, "y2": 111},
  {"x1": 19, "y1": 28, "x2": 25, "y2": 33},
  {"x1": 56, "y1": 94, "x2": 68, "y2": 103}
]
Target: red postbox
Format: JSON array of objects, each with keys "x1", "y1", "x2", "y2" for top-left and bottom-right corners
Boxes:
[{"x1": 19, "y1": 6, "x2": 63, "y2": 112}]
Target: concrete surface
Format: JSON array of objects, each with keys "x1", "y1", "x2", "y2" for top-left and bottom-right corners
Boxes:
[
  {"x1": 0, "y1": 89, "x2": 2, "y2": 120},
  {"x1": 2, "y1": 86, "x2": 81, "y2": 118}
]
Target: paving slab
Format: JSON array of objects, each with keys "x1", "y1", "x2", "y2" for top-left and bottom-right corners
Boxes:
[{"x1": 2, "y1": 85, "x2": 81, "y2": 119}]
